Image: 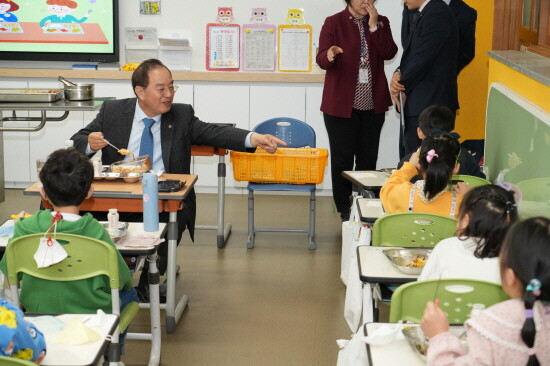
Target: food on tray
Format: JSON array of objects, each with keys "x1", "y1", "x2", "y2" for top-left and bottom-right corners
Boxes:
[
  {"x1": 399, "y1": 255, "x2": 428, "y2": 268},
  {"x1": 117, "y1": 148, "x2": 134, "y2": 156},
  {"x1": 21, "y1": 89, "x2": 61, "y2": 94},
  {"x1": 109, "y1": 155, "x2": 151, "y2": 174}
]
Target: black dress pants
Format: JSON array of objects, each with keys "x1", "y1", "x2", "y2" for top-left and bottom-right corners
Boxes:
[{"x1": 324, "y1": 109, "x2": 385, "y2": 215}]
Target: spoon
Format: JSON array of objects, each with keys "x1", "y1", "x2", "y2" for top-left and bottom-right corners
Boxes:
[{"x1": 103, "y1": 139, "x2": 135, "y2": 158}]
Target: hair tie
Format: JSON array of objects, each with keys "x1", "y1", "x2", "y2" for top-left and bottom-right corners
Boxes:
[
  {"x1": 496, "y1": 181, "x2": 523, "y2": 205},
  {"x1": 528, "y1": 348, "x2": 536, "y2": 356},
  {"x1": 525, "y1": 309, "x2": 534, "y2": 319},
  {"x1": 526, "y1": 278, "x2": 542, "y2": 297},
  {"x1": 426, "y1": 149, "x2": 439, "y2": 163}
]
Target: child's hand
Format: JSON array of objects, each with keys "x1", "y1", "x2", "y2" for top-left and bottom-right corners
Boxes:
[
  {"x1": 409, "y1": 150, "x2": 420, "y2": 170},
  {"x1": 420, "y1": 299, "x2": 449, "y2": 339},
  {"x1": 454, "y1": 182, "x2": 472, "y2": 195}
]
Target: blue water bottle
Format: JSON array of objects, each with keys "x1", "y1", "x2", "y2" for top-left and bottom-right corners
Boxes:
[{"x1": 142, "y1": 173, "x2": 159, "y2": 232}]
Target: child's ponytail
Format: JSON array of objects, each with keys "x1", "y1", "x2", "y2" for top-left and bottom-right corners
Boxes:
[
  {"x1": 418, "y1": 134, "x2": 460, "y2": 200},
  {"x1": 501, "y1": 217, "x2": 550, "y2": 366},
  {"x1": 522, "y1": 279, "x2": 541, "y2": 366}
]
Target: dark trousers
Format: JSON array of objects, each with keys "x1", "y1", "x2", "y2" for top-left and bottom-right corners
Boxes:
[
  {"x1": 399, "y1": 115, "x2": 421, "y2": 160},
  {"x1": 324, "y1": 109, "x2": 385, "y2": 214}
]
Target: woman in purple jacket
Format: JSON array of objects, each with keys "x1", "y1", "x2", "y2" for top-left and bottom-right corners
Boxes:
[{"x1": 317, "y1": 0, "x2": 397, "y2": 221}]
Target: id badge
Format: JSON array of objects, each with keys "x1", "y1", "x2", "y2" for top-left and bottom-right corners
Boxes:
[{"x1": 359, "y1": 68, "x2": 370, "y2": 84}]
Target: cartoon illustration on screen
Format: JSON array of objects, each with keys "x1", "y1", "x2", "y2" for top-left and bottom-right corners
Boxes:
[
  {"x1": 249, "y1": 8, "x2": 268, "y2": 24},
  {"x1": 216, "y1": 7, "x2": 234, "y2": 24},
  {"x1": 0, "y1": 0, "x2": 20, "y2": 22},
  {"x1": 286, "y1": 9, "x2": 305, "y2": 25},
  {"x1": 39, "y1": 0, "x2": 90, "y2": 28}
]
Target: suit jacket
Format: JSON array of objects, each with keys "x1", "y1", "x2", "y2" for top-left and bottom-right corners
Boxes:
[
  {"x1": 449, "y1": 0, "x2": 477, "y2": 73},
  {"x1": 399, "y1": 0, "x2": 459, "y2": 117},
  {"x1": 71, "y1": 98, "x2": 251, "y2": 237},
  {"x1": 316, "y1": 8, "x2": 398, "y2": 118}
]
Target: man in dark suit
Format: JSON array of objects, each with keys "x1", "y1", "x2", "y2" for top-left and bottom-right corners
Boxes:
[
  {"x1": 402, "y1": 0, "x2": 477, "y2": 74},
  {"x1": 71, "y1": 59, "x2": 284, "y2": 298},
  {"x1": 390, "y1": 0, "x2": 459, "y2": 158}
]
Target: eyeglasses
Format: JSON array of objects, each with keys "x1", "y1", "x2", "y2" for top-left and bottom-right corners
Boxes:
[{"x1": 155, "y1": 85, "x2": 179, "y2": 95}]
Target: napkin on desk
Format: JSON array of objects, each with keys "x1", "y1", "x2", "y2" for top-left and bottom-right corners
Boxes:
[
  {"x1": 53, "y1": 318, "x2": 100, "y2": 345},
  {"x1": 117, "y1": 235, "x2": 165, "y2": 248}
]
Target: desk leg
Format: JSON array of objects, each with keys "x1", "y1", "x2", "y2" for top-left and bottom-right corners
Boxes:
[
  {"x1": 130, "y1": 253, "x2": 161, "y2": 366},
  {"x1": 195, "y1": 154, "x2": 232, "y2": 248},
  {"x1": 166, "y1": 211, "x2": 188, "y2": 333}
]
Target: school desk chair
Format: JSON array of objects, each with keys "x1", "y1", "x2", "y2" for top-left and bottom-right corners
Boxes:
[
  {"x1": 452, "y1": 174, "x2": 491, "y2": 187},
  {"x1": 372, "y1": 212, "x2": 457, "y2": 248},
  {"x1": 247, "y1": 117, "x2": 320, "y2": 250},
  {"x1": 5, "y1": 233, "x2": 140, "y2": 366},
  {"x1": 389, "y1": 278, "x2": 509, "y2": 323}
]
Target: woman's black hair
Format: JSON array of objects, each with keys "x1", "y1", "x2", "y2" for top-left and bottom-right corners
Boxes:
[
  {"x1": 457, "y1": 185, "x2": 518, "y2": 258},
  {"x1": 417, "y1": 134, "x2": 460, "y2": 200},
  {"x1": 500, "y1": 217, "x2": 550, "y2": 366}
]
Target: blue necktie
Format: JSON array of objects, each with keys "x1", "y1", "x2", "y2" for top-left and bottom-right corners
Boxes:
[{"x1": 139, "y1": 118, "x2": 155, "y2": 158}]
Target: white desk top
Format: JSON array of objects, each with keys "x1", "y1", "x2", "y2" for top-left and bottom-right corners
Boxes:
[
  {"x1": 357, "y1": 246, "x2": 419, "y2": 284},
  {"x1": 26, "y1": 313, "x2": 118, "y2": 366},
  {"x1": 365, "y1": 323, "x2": 425, "y2": 366},
  {"x1": 356, "y1": 198, "x2": 385, "y2": 223},
  {"x1": 0, "y1": 220, "x2": 165, "y2": 251},
  {"x1": 342, "y1": 171, "x2": 390, "y2": 190}
]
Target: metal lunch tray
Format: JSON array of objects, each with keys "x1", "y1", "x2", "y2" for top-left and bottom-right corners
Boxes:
[
  {"x1": 0, "y1": 88, "x2": 63, "y2": 103},
  {"x1": 95, "y1": 165, "x2": 145, "y2": 180},
  {"x1": 100, "y1": 221, "x2": 129, "y2": 241},
  {"x1": 382, "y1": 248, "x2": 432, "y2": 275}
]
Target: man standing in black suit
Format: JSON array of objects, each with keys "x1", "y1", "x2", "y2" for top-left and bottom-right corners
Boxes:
[
  {"x1": 71, "y1": 59, "x2": 285, "y2": 298},
  {"x1": 402, "y1": 0, "x2": 477, "y2": 74},
  {"x1": 390, "y1": 0, "x2": 459, "y2": 158}
]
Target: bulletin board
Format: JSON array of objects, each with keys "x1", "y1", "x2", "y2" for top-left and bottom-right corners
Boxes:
[
  {"x1": 206, "y1": 23, "x2": 240, "y2": 71},
  {"x1": 277, "y1": 24, "x2": 312, "y2": 72},
  {"x1": 242, "y1": 24, "x2": 277, "y2": 72}
]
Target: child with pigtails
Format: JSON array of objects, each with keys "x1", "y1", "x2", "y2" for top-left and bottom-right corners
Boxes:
[
  {"x1": 381, "y1": 133, "x2": 470, "y2": 218},
  {"x1": 421, "y1": 217, "x2": 550, "y2": 365}
]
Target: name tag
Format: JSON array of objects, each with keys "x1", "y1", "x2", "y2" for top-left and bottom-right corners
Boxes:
[{"x1": 359, "y1": 68, "x2": 370, "y2": 84}]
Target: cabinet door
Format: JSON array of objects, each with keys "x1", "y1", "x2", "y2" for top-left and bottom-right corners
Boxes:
[
  {"x1": 2, "y1": 79, "x2": 30, "y2": 185},
  {"x1": 249, "y1": 85, "x2": 306, "y2": 125},
  {"x1": 306, "y1": 85, "x2": 331, "y2": 191},
  {"x1": 193, "y1": 85, "x2": 249, "y2": 190}
]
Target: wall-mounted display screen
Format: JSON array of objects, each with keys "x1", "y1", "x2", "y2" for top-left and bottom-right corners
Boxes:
[{"x1": 0, "y1": 0, "x2": 118, "y2": 62}]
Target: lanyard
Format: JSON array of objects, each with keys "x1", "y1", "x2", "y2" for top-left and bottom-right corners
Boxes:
[{"x1": 44, "y1": 211, "x2": 63, "y2": 246}]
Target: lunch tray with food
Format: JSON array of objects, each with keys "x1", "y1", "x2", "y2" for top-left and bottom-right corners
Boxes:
[
  {"x1": 100, "y1": 221, "x2": 129, "y2": 241},
  {"x1": 402, "y1": 325, "x2": 466, "y2": 360},
  {"x1": 382, "y1": 248, "x2": 432, "y2": 275},
  {"x1": 0, "y1": 88, "x2": 63, "y2": 102},
  {"x1": 95, "y1": 155, "x2": 151, "y2": 183}
]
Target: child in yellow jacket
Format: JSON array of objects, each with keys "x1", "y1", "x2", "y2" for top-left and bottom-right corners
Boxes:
[{"x1": 381, "y1": 133, "x2": 470, "y2": 218}]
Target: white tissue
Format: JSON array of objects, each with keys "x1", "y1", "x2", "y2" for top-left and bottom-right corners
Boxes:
[
  {"x1": 363, "y1": 321, "x2": 403, "y2": 345},
  {"x1": 34, "y1": 237, "x2": 68, "y2": 268}
]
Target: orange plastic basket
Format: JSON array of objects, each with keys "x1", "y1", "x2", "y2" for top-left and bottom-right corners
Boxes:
[{"x1": 230, "y1": 147, "x2": 328, "y2": 184}]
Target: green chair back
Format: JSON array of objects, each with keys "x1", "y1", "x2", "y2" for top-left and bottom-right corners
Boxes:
[
  {"x1": 5, "y1": 233, "x2": 139, "y2": 333},
  {"x1": 389, "y1": 279, "x2": 509, "y2": 323},
  {"x1": 452, "y1": 174, "x2": 491, "y2": 187},
  {"x1": 372, "y1": 213, "x2": 457, "y2": 247},
  {"x1": 0, "y1": 357, "x2": 37, "y2": 365}
]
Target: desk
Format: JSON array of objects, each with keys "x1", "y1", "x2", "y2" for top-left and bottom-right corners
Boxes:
[
  {"x1": 356, "y1": 198, "x2": 385, "y2": 224},
  {"x1": 26, "y1": 313, "x2": 119, "y2": 366},
  {"x1": 24, "y1": 173, "x2": 198, "y2": 334},
  {"x1": 357, "y1": 246, "x2": 419, "y2": 284},
  {"x1": 191, "y1": 145, "x2": 232, "y2": 248},
  {"x1": 342, "y1": 171, "x2": 390, "y2": 198},
  {"x1": 364, "y1": 323, "x2": 424, "y2": 366},
  {"x1": 0, "y1": 221, "x2": 164, "y2": 366}
]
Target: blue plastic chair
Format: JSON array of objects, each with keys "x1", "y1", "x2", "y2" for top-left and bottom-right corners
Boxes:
[{"x1": 248, "y1": 117, "x2": 317, "y2": 250}]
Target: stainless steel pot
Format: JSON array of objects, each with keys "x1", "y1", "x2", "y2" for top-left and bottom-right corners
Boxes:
[{"x1": 58, "y1": 76, "x2": 95, "y2": 101}]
